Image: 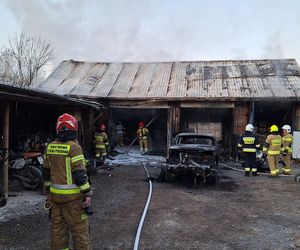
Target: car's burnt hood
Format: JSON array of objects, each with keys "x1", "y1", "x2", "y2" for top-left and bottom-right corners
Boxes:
[{"x1": 169, "y1": 144, "x2": 216, "y2": 152}]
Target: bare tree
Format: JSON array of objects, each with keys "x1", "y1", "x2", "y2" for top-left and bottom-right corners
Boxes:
[{"x1": 0, "y1": 30, "x2": 54, "y2": 87}]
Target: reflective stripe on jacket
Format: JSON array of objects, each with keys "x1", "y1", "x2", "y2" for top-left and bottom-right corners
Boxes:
[
  {"x1": 237, "y1": 131, "x2": 260, "y2": 153},
  {"x1": 281, "y1": 134, "x2": 293, "y2": 154},
  {"x1": 137, "y1": 127, "x2": 149, "y2": 138},
  {"x1": 263, "y1": 134, "x2": 282, "y2": 155},
  {"x1": 44, "y1": 140, "x2": 90, "y2": 203}
]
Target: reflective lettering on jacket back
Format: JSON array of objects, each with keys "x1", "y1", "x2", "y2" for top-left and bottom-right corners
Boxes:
[
  {"x1": 242, "y1": 137, "x2": 255, "y2": 145},
  {"x1": 271, "y1": 139, "x2": 281, "y2": 147},
  {"x1": 47, "y1": 144, "x2": 71, "y2": 155}
]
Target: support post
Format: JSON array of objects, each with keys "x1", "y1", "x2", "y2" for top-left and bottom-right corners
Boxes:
[
  {"x1": 167, "y1": 104, "x2": 181, "y2": 153},
  {"x1": 233, "y1": 104, "x2": 249, "y2": 136},
  {"x1": 2, "y1": 102, "x2": 9, "y2": 199},
  {"x1": 294, "y1": 104, "x2": 300, "y2": 130}
]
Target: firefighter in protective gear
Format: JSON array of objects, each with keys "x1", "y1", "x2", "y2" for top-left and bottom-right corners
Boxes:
[
  {"x1": 137, "y1": 121, "x2": 149, "y2": 152},
  {"x1": 42, "y1": 113, "x2": 92, "y2": 250},
  {"x1": 94, "y1": 123, "x2": 108, "y2": 162},
  {"x1": 263, "y1": 125, "x2": 282, "y2": 177},
  {"x1": 238, "y1": 124, "x2": 261, "y2": 176},
  {"x1": 281, "y1": 124, "x2": 293, "y2": 175}
]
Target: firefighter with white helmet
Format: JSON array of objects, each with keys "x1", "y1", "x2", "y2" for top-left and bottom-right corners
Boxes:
[
  {"x1": 42, "y1": 113, "x2": 92, "y2": 249},
  {"x1": 263, "y1": 125, "x2": 282, "y2": 177},
  {"x1": 238, "y1": 124, "x2": 261, "y2": 176},
  {"x1": 281, "y1": 124, "x2": 293, "y2": 175}
]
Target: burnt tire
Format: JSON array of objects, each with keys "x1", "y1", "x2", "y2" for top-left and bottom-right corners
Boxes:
[
  {"x1": 294, "y1": 173, "x2": 300, "y2": 183},
  {"x1": 157, "y1": 170, "x2": 166, "y2": 182},
  {"x1": 206, "y1": 174, "x2": 218, "y2": 184},
  {"x1": 165, "y1": 169, "x2": 172, "y2": 181},
  {"x1": 19, "y1": 165, "x2": 43, "y2": 190}
]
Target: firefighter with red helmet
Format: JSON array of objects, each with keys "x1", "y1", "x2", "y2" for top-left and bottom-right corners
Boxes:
[
  {"x1": 94, "y1": 123, "x2": 108, "y2": 162},
  {"x1": 281, "y1": 124, "x2": 293, "y2": 175},
  {"x1": 137, "y1": 121, "x2": 149, "y2": 152},
  {"x1": 237, "y1": 124, "x2": 261, "y2": 176},
  {"x1": 42, "y1": 113, "x2": 92, "y2": 249},
  {"x1": 263, "y1": 125, "x2": 282, "y2": 177}
]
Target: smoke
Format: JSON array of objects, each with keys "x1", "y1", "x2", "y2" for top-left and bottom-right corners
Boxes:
[
  {"x1": 3, "y1": 0, "x2": 300, "y2": 66},
  {"x1": 263, "y1": 29, "x2": 284, "y2": 60}
]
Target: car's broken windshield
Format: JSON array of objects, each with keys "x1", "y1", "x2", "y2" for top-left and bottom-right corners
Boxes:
[{"x1": 179, "y1": 137, "x2": 213, "y2": 145}]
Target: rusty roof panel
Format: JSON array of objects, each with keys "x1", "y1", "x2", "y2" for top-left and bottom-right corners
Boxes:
[
  {"x1": 246, "y1": 77, "x2": 272, "y2": 98},
  {"x1": 53, "y1": 78, "x2": 79, "y2": 95},
  {"x1": 108, "y1": 63, "x2": 140, "y2": 98},
  {"x1": 52, "y1": 62, "x2": 93, "y2": 95},
  {"x1": 167, "y1": 62, "x2": 188, "y2": 98},
  {"x1": 226, "y1": 78, "x2": 250, "y2": 97},
  {"x1": 186, "y1": 79, "x2": 203, "y2": 98},
  {"x1": 207, "y1": 79, "x2": 229, "y2": 98},
  {"x1": 225, "y1": 64, "x2": 241, "y2": 78},
  {"x1": 127, "y1": 63, "x2": 156, "y2": 98},
  {"x1": 35, "y1": 59, "x2": 300, "y2": 100},
  {"x1": 70, "y1": 63, "x2": 108, "y2": 96},
  {"x1": 147, "y1": 63, "x2": 172, "y2": 97},
  {"x1": 266, "y1": 76, "x2": 295, "y2": 98},
  {"x1": 287, "y1": 76, "x2": 300, "y2": 97},
  {"x1": 37, "y1": 61, "x2": 75, "y2": 93},
  {"x1": 89, "y1": 63, "x2": 123, "y2": 97}
]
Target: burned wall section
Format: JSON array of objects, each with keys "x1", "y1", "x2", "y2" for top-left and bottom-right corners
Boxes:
[
  {"x1": 254, "y1": 101, "x2": 294, "y2": 147},
  {"x1": 0, "y1": 99, "x2": 94, "y2": 155},
  {"x1": 232, "y1": 104, "x2": 249, "y2": 159},
  {"x1": 294, "y1": 105, "x2": 300, "y2": 130},
  {"x1": 7, "y1": 101, "x2": 59, "y2": 152},
  {"x1": 180, "y1": 107, "x2": 233, "y2": 158}
]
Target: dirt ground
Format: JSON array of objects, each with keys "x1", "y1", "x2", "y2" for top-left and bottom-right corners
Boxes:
[{"x1": 1, "y1": 155, "x2": 300, "y2": 249}]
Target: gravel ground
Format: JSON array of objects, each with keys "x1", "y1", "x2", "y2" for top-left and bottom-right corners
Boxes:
[{"x1": 1, "y1": 151, "x2": 300, "y2": 249}]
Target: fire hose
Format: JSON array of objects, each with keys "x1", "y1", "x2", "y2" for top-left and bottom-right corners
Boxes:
[
  {"x1": 219, "y1": 163, "x2": 293, "y2": 177},
  {"x1": 133, "y1": 164, "x2": 153, "y2": 250}
]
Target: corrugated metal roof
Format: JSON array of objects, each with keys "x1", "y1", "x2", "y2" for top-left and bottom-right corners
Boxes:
[
  {"x1": 0, "y1": 80, "x2": 100, "y2": 108},
  {"x1": 33, "y1": 59, "x2": 300, "y2": 100}
]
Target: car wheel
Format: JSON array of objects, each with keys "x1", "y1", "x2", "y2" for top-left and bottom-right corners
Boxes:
[
  {"x1": 165, "y1": 169, "x2": 172, "y2": 181},
  {"x1": 157, "y1": 169, "x2": 166, "y2": 182},
  {"x1": 294, "y1": 173, "x2": 300, "y2": 183}
]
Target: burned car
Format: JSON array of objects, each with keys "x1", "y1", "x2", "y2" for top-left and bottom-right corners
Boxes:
[{"x1": 159, "y1": 133, "x2": 220, "y2": 185}]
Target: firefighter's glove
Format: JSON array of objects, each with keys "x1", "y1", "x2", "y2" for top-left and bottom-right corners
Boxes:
[{"x1": 82, "y1": 196, "x2": 91, "y2": 208}]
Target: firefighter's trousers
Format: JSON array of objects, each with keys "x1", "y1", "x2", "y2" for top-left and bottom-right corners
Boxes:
[
  {"x1": 242, "y1": 152, "x2": 257, "y2": 174},
  {"x1": 95, "y1": 144, "x2": 106, "y2": 159},
  {"x1": 51, "y1": 199, "x2": 89, "y2": 250},
  {"x1": 139, "y1": 136, "x2": 148, "y2": 152},
  {"x1": 281, "y1": 154, "x2": 292, "y2": 175},
  {"x1": 267, "y1": 154, "x2": 280, "y2": 176}
]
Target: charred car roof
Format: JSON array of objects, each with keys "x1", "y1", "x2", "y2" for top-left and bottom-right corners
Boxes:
[{"x1": 170, "y1": 133, "x2": 217, "y2": 152}]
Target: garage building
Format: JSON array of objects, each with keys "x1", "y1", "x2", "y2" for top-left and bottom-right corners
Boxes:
[{"x1": 32, "y1": 59, "x2": 300, "y2": 157}]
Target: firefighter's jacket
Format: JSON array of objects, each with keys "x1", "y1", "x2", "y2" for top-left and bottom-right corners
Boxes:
[
  {"x1": 263, "y1": 134, "x2": 282, "y2": 155},
  {"x1": 94, "y1": 132, "x2": 108, "y2": 150},
  {"x1": 237, "y1": 131, "x2": 261, "y2": 153},
  {"x1": 137, "y1": 127, "x2": 149, "y2": 139},
  {"x1": 43, "y1": 140, "x2": 92, "y2": 203},
  {"x1": 281, "y1": 133, "x2": 293, "y2": 155}
]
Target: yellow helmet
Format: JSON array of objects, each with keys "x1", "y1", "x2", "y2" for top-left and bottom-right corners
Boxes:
[{"x1": 270, "y1": 125, "x2": 278, "y2": 132}]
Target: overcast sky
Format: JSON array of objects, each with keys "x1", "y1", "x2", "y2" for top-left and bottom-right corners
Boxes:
[{"x1": 0, "y1": 0, "x2": 300, "y2": 67}]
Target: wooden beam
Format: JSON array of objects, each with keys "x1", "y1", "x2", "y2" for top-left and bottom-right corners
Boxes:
[
  {"x1": 167, "y1": 105, "x2": 181, "y2": 155},
  {"x1": 2, "y1": 101, "x2": 9, "y2": 199}
]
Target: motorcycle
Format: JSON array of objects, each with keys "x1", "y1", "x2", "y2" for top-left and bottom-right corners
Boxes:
[
  {"x1": 256, "y1": 151, "x2": 269, "y2": 173},
  {"x1": 8, "y1": 151, "x2": 43, "y2": 190}
]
